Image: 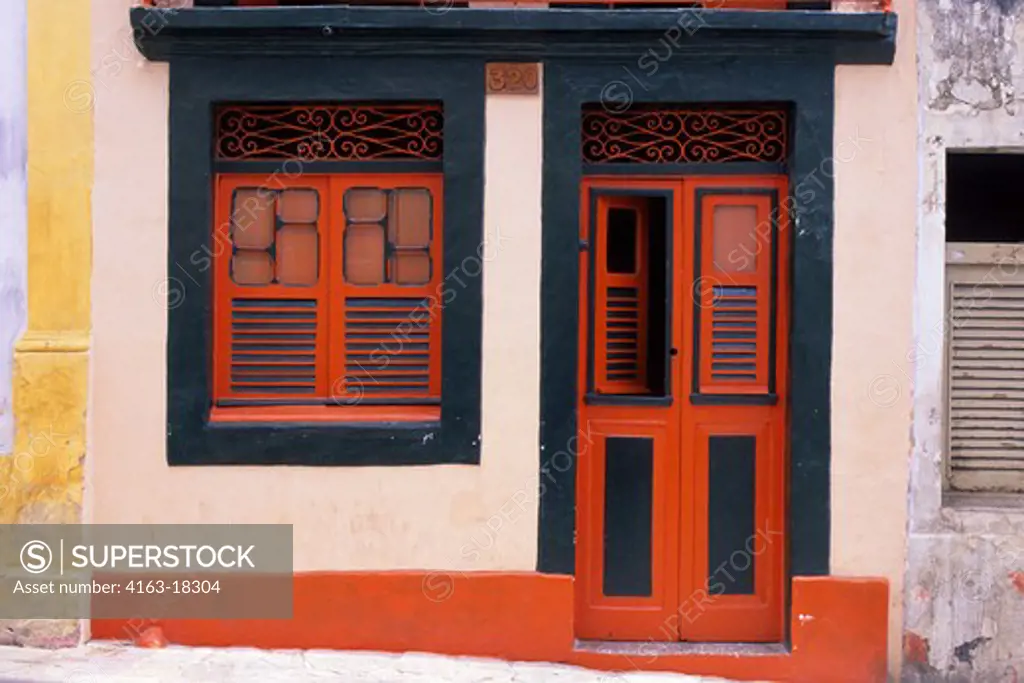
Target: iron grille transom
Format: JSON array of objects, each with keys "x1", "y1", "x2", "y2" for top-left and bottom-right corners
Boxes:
[{"x1": 582, "y1": 105, "x2": 788, "y2": 164}]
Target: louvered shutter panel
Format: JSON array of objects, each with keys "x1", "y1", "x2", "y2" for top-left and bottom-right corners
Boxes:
[
  {"x1": 695, "y1": 192, "x2": 776, "y2": 397},
  {"x1": 946, "y1": 244, "x2": 1024, "y2": 492},
  {"x1": 335, "y1": 179, "x2": 443, "y2": 404},
  {"x1": 593, "y1": 197, "x2": 649, "y2": 395},
  {"x1": 214, "y1": 179, "x2": 330, "y2": 405}
]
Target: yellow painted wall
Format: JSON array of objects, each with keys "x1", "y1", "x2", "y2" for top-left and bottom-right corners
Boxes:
[
  {"x1": 1, "y1": 0, "x2": 91, "y2": 525},
  {"x1": 832, "y1": 0, "x2": 918, "y2": 672},
  {"x1": 0, "y1": 0, "x2": 92, "y2": 648}
]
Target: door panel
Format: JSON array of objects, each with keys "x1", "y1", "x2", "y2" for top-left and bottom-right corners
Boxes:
[
  {"x1": 678, "y1": 178, "x2": 788, "y2": 642},
  {"x1": 575, "y1": 416, "x2": 679, "y2": 640},
  {"x1": 682, "y1": 413, "x2": 785, "y2": 642},
  {"x1": 577, "y1": 176, "x2": 788, "y2": 644}
]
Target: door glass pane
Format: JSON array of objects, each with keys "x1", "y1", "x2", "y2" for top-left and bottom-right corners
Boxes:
[
  {"x1": 231, "y1": 251, "x2": 274, "y2": 286},
  {"x1": 345, "y1": 224, "x2": 385, "y2": 285},
  {"x1": 606, "y1": 208, "x2": 638, "y2": 274},
  {"x1": 278, "y1": 189, "x2": 319, "y2": 224},
  {"x1": 391, "y1": 251, "x2": 431, "y2": 285},
  {"x1": 345, "y1": 188, "x2": 387, "y2": 223},
  {"x1": 388, "y1": 189, "x2": 432, "y2": 248},
  {"x1": 713, "y1": 205, "x2": 758, "y2": 273},
  {"x1": 231, "y1": 189, "x2": 274, "y2": 250},
  {"x1": 276, "y1": 224, "x2": 319, "y2": 286}
]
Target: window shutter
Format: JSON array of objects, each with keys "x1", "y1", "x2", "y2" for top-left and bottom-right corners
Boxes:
[
  {"x1": 694, "y1": 190, "x2": 777, "y2": 397},
  {"x1": 593, "y1": 196, "x2": 650, "y2": 395},
  {"x1": 332, "y1": 179, "x2": 443, "y2": 404},
  {"x1": 946, "y1": 244, "x2": 1024, "y2": 492},
  {"x1": 214, "y1": 179, "x2": 330, "y2": 405}
]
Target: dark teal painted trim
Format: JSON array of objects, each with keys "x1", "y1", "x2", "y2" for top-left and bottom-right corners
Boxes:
[
  {"x1": 130, "y1": 7, "x2": 896, "y2": 64},
  {"x1": 585, "y1": 162, "x2": 786, "y2": 177},
  {"x1": 165, "y1": 57, "x2": 484, "y2": 467},
  {"x1": 539, "y1": 58, "x2": 834, "y2": 581},
  {"x1": 214, "y1": 161, "x2": 444, "y2": 175},
  {"x1": 707, "y1": 434, "x2": 757, "y2": 595},
  {"x1": 603, "y1": 435, "x2": 655, "y2": 597}
]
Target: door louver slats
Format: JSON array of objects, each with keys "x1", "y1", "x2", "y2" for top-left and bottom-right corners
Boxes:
[
  {"x1": 710, "y1": 285, "x2": 759, "y2": 382},
  {"x1": 606, "y1": 287, "x2": 641, "y2": 382}
]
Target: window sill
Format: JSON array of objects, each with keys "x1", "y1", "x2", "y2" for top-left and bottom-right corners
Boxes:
[
  {"x1": 208, "y1": 405, "x2": 441, "y2": 425},
  {"x1": 943, "y1": 491, "x2": 1024, "y2": 512}
]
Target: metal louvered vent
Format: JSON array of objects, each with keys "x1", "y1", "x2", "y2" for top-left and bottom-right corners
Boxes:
[
  {"x1": 345, "y1": 298, "x2": 434, "y2": 397},
  {"x1": 606, "y1": 286, "x2": 641, "y2": 382},
  {"x1": 230, "y1": 299, "x2": 319, "y2": 395},
  {"x1": 947, "y1": 250, "x2": 1024, "y2": 492},
  {"x1": 711, "y1": 285, "x2": 758, "y2": 382}
]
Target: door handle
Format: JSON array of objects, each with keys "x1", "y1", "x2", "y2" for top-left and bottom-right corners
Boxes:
[{"x1": 670, "y1": 348, "x2": 679, "y2": 357}]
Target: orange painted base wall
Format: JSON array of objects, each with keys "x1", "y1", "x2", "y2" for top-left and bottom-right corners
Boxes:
[{"x1": 92, "y1": 573, "x2": 887, "y2": 683}]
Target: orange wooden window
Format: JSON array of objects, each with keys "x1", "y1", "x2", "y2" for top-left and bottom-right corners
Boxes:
[
  {"x1": 212, "y1": 174, "x2": 443, "y2": 419},
  {"x1": 695, "y1": 191, "x2": 777, "y2": 396},
  {"x1": 593, "y1": 196, "x2": 650, "y2": 395}
]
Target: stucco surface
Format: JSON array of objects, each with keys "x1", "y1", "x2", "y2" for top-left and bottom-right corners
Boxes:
[
  {"x1": 904, "y1": 1, "x2": 1024, "y2": 680},
  {"x1": 90, "y1": 0, "x2": 543, "y2": 572},
  {"x1": 832, "y1": 0, "x2": 918, "y2": 673},
  {"x1": 90, "y1": 1, "x2": 917, "y2": 674},
  {"x1": 0, "y1": 0, "x2": 93, "y2": 650}
]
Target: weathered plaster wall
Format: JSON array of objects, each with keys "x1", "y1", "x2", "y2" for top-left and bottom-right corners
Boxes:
[
  {"x1": 90, "y1": 0, "x2": 543, "y2": 571},
  {"x1": 832, "y1": 0, "x2": 918, "y2": 673},
  {"x1": 905, "y1": 1, "x2": 1024, "y2": 681},
  {"x1": 0, "y1": 0, "x2": 92, "y2": 648}
]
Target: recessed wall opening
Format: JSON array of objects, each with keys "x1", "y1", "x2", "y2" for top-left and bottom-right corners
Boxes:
[
  {"x1": 943, "y1": 150, "x2": 1024, "y2": 495},
  {"x1": 946, "y1": 152, "x2": 1024, "y2": 243}
]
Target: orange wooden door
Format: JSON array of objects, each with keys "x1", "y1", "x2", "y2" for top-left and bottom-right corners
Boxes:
[{"x1": 575, "y1": 176, "x2": 788, "y2": 643}]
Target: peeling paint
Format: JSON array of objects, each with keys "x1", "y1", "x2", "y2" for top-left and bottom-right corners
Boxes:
[
  {"x1": 925, "y1": 0, "x2": 1021, "y2": 114},
  {"x1": 1010, "y1": 571, "x2": 1024, "y2": 595},
  {"x1": 953, "y1": 636, "x2": 991, "y2": 665},
  {"x1": 903, "y1": 631, "x2": 931, "y2": 666}
]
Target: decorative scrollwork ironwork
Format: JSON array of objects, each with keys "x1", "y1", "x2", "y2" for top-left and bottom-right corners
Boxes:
[
  {"x1": 216, "y1": 103, "x2": 444, "y2": 162},
  {"x1": 581, "y1": 105, "x2": 787, "y2": 164}
]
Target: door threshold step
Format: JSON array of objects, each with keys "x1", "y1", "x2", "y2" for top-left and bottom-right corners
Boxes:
[{"x1": 574, "y1": 640, "x2": 788, "y2": 657}]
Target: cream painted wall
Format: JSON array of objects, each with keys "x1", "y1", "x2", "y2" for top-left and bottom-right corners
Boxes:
[
  {"x1": 90, "y1": 0, "x2": 543, "y2": 572},
  {"x1": 832, "y1": 0, "x2": 917, "y2": 672}
]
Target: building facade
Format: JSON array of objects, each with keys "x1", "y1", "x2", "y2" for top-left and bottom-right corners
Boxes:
[
  {"x1": 904, "y1": 1, "x2": 1024, "y2": 681},
  {"x1": 2, "y1": 0, "x2": 921, "y2": 680}
]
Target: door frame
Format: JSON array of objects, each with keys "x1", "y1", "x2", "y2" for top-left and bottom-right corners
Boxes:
[{"x1": 537, "y1": 64, "x2": 836, "y2": 601}]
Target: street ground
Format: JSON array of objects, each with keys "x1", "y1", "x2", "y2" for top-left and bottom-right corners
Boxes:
[{"x1": 0, "y1": 644, "x2": 753, "y2": 683}]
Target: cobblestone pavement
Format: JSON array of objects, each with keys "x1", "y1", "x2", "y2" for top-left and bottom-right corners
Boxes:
[{"x1": 0, "y1": 644, "x2": 751, "y2": 683}]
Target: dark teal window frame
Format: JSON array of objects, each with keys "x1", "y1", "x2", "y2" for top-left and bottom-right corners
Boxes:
[{"x1": 153, "y1": 56, "x2": 484, "y2": 466}]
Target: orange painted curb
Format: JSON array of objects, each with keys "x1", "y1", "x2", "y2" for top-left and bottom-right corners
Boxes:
[{"x1": 92, "y1": 572, "x2": 887, "y2": 683}]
